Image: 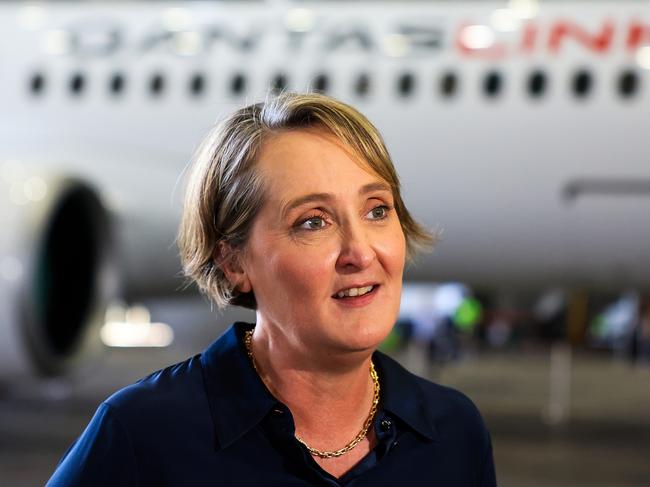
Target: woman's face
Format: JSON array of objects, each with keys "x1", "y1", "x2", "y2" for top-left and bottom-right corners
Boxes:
[{"x1": 237, "y1": 129, "x2": 406, "y2": 356}]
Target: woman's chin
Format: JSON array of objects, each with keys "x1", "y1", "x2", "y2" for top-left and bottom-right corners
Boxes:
[{"x1": 338, "y1": 323, "x2": 393, "y2": 354}]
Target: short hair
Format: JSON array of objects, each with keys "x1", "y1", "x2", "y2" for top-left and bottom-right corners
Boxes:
[{"x1": 178, "y1": 92, "x2": 433, "y2": 309}]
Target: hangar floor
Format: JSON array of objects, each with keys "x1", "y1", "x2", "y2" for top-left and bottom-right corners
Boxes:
[{"x1": 1, "y1": 306, "x2": 649, "y2": 486}]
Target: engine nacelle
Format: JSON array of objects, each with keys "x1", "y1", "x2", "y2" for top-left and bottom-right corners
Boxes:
[{"x1": 0, "y1": 168, "x2": 114, "y2": 379}]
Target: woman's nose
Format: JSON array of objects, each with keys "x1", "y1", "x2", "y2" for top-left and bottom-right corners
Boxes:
[{"x1": 335, "y1": 225, "x2": 376, "y2": 272}]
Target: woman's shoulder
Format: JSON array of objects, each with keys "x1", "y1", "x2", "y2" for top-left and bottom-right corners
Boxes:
[
  {"x1": 102, "y1": 353, "x2": 210, "y2": 429},
  {"x1": 374, "y1": 351, "x2": 496, "y2": 485},
  {"x1": 374, "y1": 351, "x2": 489, "y2": 436},
  {"x1": 415, "y1": 372, "x2": 485, "y2": 423},
  {"x1": 46, "y1": 353, "x2": 217, "y2": 486}
]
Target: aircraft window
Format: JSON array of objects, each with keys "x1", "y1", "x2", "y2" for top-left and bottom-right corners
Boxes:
[
  {"x1": 572, "y1": 69, "x2": 593, "y2": 98},
  {"x1": 527, "y1": 70, "x2": 548, "y2": 98},
  {"x1": 109, "y1": 73, "x2": 125, "y2": 96},
  {"x1": 313, "y1": 73, "x2": 329, "y2": 93},
  {"x1": 439, "y1": 71, "x2": 458, "y2": 98},
  {"x1": 618, "y1": 69, "x2": 639, "y2": 98},
  {"x1": 354, "y1": 73, "x2": 371, "y2": 97},
  {"x1": 29, "y1": 72, "x2": 46, "y2": 95},
  {"x1": 271, "y1": 73, "x2": 288, "y2": 93},
  {"x1": 230, "y1": 73, "x2": 247, "y2": 96},
  {"x1": 69, "y1": 72, "x2": 86, "y2": 96},
  {"x1": 397, "y1": 72, "x2": 415, "y2": 97},
  {"x1": 189, "y1": 73, "x2": 206, "y2": 97},
  {"x1": 483, "y1": 71, "x2": 503, "y2": 98},
  {"x1": 149, "y1": 73, "x2": 165, "y2": 97}
]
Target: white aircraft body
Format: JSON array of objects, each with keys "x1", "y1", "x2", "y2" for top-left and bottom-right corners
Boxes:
[{"x1": 1, "y1": 0, "x2": 649, "y2": 378}]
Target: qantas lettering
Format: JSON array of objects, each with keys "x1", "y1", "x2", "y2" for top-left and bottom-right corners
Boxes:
[
  {"x1": 43, "y1": 17, "x2": 650, "y2": 59},
  {"x1": 457, "y1": 19, "x2": 649, "y2": 58}
]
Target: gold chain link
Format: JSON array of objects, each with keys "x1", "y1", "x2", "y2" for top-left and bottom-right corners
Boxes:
[{"x1": 244, "y1": 329, "x2": 380, "y2": 459}]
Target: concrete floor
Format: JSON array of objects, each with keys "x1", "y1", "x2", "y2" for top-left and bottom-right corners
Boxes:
[
  {"x1": 436, "y1": 350, "x2": 650, "y2": 486},
  {"x1": 2, "y1": 311, "x2": 649, "y2": 486}
]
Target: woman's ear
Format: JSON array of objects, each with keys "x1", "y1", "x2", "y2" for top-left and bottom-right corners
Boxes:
[{"x1": 215, "y1": 241, "x2": 252, "y2": 293}]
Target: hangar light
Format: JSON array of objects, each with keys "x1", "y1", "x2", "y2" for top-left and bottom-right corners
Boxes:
[
  {"x1": 101, "y1": 303, "x2": 174, "y2": 348},
  {"x1": 23, "y1": 177, "x2": 47, "y2": 202},
  {"x1": 18, "y1": 5, "x2": 46, "y2": 31},
  {"x1": 460, "y1": 25, "x2": 495, "y2": 50},
  {"x1": 285, "y1": 8, "x2": 315, "y2": 33},
  {"x1": 491, "y1": 8, "x2": 521, "y2": 33},
  {"x1": 162, "y1": 7, "x2": 192, "y2": 32},
  {"x1": 636, "y1": 45, "x2": 650, "y2": 70},
  {"x1": 508, "y1": 0, "x2": 539, "y2": 20},
  {"x1": 383, "y1": 34, "x2": 410, "y2": 57},
  {"x1": 172, "y1": 31, "x2": 202, "y2": 56},
  {"x1": 42, "y1": 29, "x2": 72, "y2": 55}
]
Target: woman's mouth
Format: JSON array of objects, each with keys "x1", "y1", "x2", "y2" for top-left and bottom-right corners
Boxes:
[
  {"x1": 335, "y1": 285, "x2": 375, "y2": 299},
  {"x1": 332, "y1": 284, "x2": 380, "y2": 306}
]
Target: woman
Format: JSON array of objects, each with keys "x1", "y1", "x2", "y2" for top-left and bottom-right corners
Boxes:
[{"x1": 47, "y1": 93, "x2": 496, "y2": 486}]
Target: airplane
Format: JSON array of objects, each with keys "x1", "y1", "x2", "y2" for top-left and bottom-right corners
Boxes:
[{"x1": 1, "y1": 0, "x2": 650, "y2": 382}]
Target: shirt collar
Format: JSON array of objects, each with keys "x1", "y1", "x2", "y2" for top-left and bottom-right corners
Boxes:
[
  {"x1": 372, "y1": 351, "x2": 439, "y2": 442},
  {"x1": 200, "y1": 322, "x2": 277, "y2": 450},
  {"x1": 200, "y1": 322, "x2": 439, "y2": 450}
]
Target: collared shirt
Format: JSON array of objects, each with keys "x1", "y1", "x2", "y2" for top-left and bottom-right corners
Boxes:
[{"x1": 47, "y1": 322, "x2": 497, "y2": 486}]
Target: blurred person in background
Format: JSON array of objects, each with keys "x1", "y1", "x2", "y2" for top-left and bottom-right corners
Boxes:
[
  {"x1": 46, "y1": 93, "x2": 496, "y2": 486},
  {"x1": 630, "y1": 296, "x2": 650, "y2": 364}
]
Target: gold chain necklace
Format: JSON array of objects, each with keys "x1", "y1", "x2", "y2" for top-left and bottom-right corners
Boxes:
[{"x1": 243, "y1": 329, "x2": 380, "y2": 459}]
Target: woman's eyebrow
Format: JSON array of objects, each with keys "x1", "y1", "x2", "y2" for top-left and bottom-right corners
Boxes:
[
  {"x1": 280, "y1": 193, "x2": 333, "y2": 220},
  {"x1": 360, "y1": 181, "x2": 392, "y2": 195},
  {"x1": 280, "y1": 182, "x2": 392, "y2": 220}
]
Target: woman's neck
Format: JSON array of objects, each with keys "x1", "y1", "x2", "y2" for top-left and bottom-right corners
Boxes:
[{"x1": 248, "y1": 321, "x2": 376, "y2": 453}]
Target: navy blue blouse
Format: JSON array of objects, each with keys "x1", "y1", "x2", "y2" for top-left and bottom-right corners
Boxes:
[{"x1": 47, "y1": 322, "x2": 497, "y2": 486}]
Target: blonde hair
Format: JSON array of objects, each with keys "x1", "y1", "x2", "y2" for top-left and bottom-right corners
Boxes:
[{"x1": 178, "y1": 92, "x2": 433, "y2": 309}]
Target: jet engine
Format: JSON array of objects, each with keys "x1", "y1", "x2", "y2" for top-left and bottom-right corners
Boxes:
[{"x1": 0, "y1": 168, "x2": 114, "y2": 380}]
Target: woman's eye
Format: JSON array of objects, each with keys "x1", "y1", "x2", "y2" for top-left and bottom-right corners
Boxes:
[
  {"x1": 298, "y1": 216, "x2": 327, "y2": 230},
  {"x1": 367, "y1": 205, "x2": 390, "y2": 220}
]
